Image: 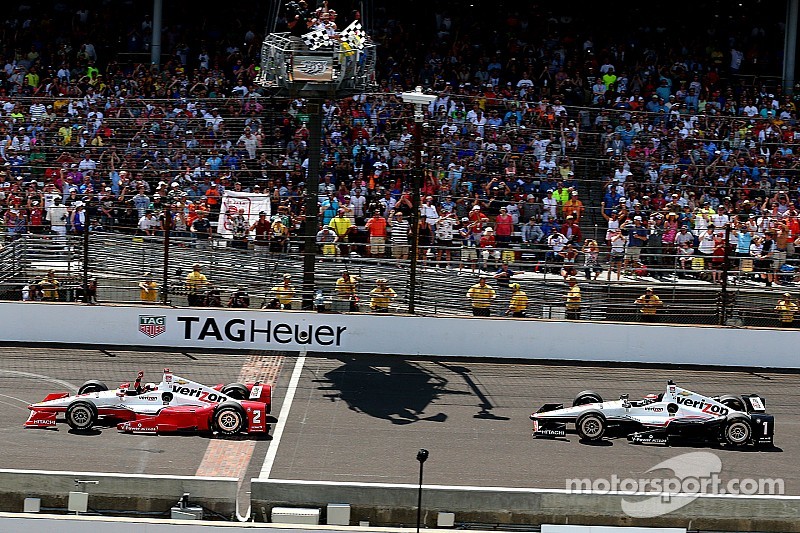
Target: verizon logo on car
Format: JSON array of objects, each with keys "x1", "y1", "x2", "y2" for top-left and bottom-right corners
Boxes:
[{"x1": 171, "y1": 386, "x2": 228, "y2": 403}]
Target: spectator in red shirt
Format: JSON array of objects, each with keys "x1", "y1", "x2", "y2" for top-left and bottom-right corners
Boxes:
[
  {"x1": 494, "y1": 206, "x2": 514, "y2": 247},
  {"x1": 560, "y1": 215, "x2": 583, "y2": 244}
]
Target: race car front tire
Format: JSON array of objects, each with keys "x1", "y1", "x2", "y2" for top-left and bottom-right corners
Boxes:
[
  {"x1": 723, "y1": 416, "x2": 752, "y2": 446},
  {"x1": 221, "y1": 383, "x2": 249, "y2": 401},
  {"x1": 66, "y1": 400, "x2": 98, "y2": 431},
  {"x1": 573, "y1": 390, "x2": 603, "y2": 407},
  {"x1": 576, "y1": 411, "x2": 606, "y2": 441},
  {"x1": 213, "y1": 401, "x2": 246, "y2": 435},
  {"x1": 78, "y1": 380, "x2": 109, "y2": 395}
]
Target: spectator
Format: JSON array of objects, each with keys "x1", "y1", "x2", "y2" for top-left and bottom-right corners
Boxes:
[
  {"x1": 335, "y1": 270, "x2": 359, "y2": 311},
  {"x1": 634, "y1": 287, "x2": 663, "y2": 323},
  {"x1": 191, "y1": 210, "x2": 213, "y2": 249},
  {"x1": 565, "y1": 276, "x2": 581, "y2": 320},
  {"x1": 775, "y1": 293, "x2": 798, "y2": 327},
  {"x1": 185, "y1": 263, "x2": 208, "y2": 306},
  {"x1": 466, "y1": 274, "x2": 496, "y2": 316},
  {"x1": 227, "y1": 285, "x2": 251, "y2": 308},
  {"x1": 493, "y1": 261, "x2": 515, "y2": 289},
  {"x1": 388, "y1": 210, "x2": 410, "y2": 260},
  {"x1": 39, "y1": 269, "x2": 60, "y2": 301},
  {"x1": 505, "y1": 282, "x2": 528, "y2": 318},
  {"x1": 269, "y1": 273, "x2": 296, "y2": 310},
  {"x1": 250, "y1": 211, "x2": 272, "y2": 249},
  {"x1": 139, "y1": 272, "x2": 159, "y2": 303},
  {"x1": 582, "y1": 239, "x2": 602, "y2": 280},
  {"x1": 365, "y1": 209, "x2": 388, "y2": 258},
  {"x1": 369, "y1": 278, "x2": 396, "y2": 313}
]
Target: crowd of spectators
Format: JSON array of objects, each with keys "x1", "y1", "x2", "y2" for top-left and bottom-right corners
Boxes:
[{"x1": 0, "y1": 0, "x2": 799, "y2": 298}]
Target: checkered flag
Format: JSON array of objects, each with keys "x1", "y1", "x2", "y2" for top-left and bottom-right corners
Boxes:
[
  {"x1": 301, "y1": 28, "x2": 331, "y2": 50},
  {"x1": 339, "y1": 20, "x2": 366, "y2": 50}
]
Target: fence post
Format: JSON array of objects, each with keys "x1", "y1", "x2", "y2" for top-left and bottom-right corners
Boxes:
[
  {"x1": 162, "y1": 204, "x2": 171, "y2": 305},
  {"x1": 82, "y1": 217, "x2": 90, "y2": 302},
  {"x1": 719, "y1": 223, "x2": 732, "y2": 325}
]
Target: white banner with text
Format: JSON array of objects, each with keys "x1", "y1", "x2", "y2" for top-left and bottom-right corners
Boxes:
[{"x1": 4, "y1": 303, "x2": 800, "y2": 368}]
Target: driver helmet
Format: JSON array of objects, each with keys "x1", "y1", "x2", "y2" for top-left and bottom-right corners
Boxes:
[
  {"x1": 644, "y1": 393, "x2": 659, "y2": 400},
  {"x1": 144, "y1": 382, "x2": 157, "y2": 392},
  {"x1": 510, "y1": 283, "x2": 521, "y2": 291}
]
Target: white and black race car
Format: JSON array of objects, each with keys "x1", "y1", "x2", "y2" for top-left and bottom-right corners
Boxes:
[{"x1": 530, "y1": 380, "x2": 774, "y2": 447}]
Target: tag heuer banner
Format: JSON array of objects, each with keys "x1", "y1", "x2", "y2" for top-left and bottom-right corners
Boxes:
[{"x1": 291, "y1": 56, "x2": 334, "y2": 82}]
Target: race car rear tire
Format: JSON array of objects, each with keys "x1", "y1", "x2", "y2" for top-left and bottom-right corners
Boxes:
[
  {"x1": 66, "y1": 401, "x2": 98, "y2": 431},
  {"x1": 717, "y1": 394, "x2": 746, "y2": 412},
  {"x1": 573, "y1": 390, "x2": 603, "y2": 407},
  {"x1": 78, "y1": 380, "x2": 109, "y2": 395},
  {"x1": 221, "y1": 383, "x2": 249, "y2": 400},
  {"x1": 576, "y1": 411, "x2": 606, "y2": 441},
  {"x1": 723, "y1": 416, "x2": 752, "y2": 447},
  {"x1": 213, "y1": 401, "x2": 246, "y2": 436}
]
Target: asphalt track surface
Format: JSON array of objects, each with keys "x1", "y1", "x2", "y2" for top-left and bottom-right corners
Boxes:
[{"x1": 1, "y1": 347, "x2": 799, "y2": 496}]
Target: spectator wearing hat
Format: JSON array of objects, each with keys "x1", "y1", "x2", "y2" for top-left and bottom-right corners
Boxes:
[
  {"x1": 622, "y1": 215, "x2": 648, "y2": 274},
  {"x1": 369, "y1": 278, "x2": 396, "y2": 313},
  {"x1": 479, "y1": 226, "x2": 500, "y2": 270},
  {"x1": 315, "y1": 224, "x2": 339, "y2": 259},
  {"x1": 388, "y1": 210, "x2": 410, "y2": 260},
  {"x1": 775, "y1": 293, "x2": 799, "y2": 327},
  {"x1": 335, "y1": 270, "x2": 359, "y2": 312},
  {"x1": 565, "y1": 276, "x2": 581, "y2": 320},
  {"x1": 466, "y1": 275, "x2": 496, "y2": 316},
  {"x1": 185, "y1": 263, "x2": 208, "y2": 306},
  {"x1": 139, "y1": 272, "x2": 159, "y2": 304},
  {"x1": 505, "y1": 282, "x2": 528, "y2": 317},
  {"x1": 268, "y1": 274, "x2": 296, "y2": 310},
  {"x1": 563, "y1": 190, "x2": 584, "y2": 223},
  {"x1": 329, "y1": 208, "x2": 354, "y2": 256},
  {"x1": 635, "y1": 287, "x2": 663, "y2": 323}
]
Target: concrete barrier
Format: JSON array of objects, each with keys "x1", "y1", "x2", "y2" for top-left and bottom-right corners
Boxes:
[
  {"x1": 250, "y1": 479, "x2": 800, "y2": 532},
  {"x1": 0, "y1": 469, "x2": 238, "y2": 517}
]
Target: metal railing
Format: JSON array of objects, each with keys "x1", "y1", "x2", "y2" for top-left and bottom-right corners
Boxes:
[{"x1": 2, "y1": 230, "x2": 798, "y2": 329}]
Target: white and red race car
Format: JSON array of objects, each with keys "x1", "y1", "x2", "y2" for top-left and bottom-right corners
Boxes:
[{"x1": 25, "y1": 368, "x2": 275, "y2": 436}]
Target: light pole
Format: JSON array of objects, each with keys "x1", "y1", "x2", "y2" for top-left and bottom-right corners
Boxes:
[
  {"x1": 416, "y1": 448, "x2": 429, "y2": 533},
  {"x1": 400, "y1": 88, "x2": 436, "y2": 314}
]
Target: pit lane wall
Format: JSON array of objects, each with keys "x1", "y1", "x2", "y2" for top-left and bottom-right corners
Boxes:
[
  {"x1": 3, "y1": 302, "x2": 800, "y2": 369},
  {"x1": 0, "y1": 469, "x2": 237, "y2": 516},
  {"x1": 251, "y1": 479, "x2": 800, "y2": 532}
]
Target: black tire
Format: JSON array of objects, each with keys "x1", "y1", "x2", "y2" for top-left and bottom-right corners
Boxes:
[
  {"x1": 66, "y1": 401, "x2": 98, "y2": 431},
  {"x1": 78, "y1": 380, "x2": 109, "y2": 395},
  {"x1": 573, "y1": 390, "x2": 603, "y2": 407},
  {"x1": 723, "y1": 416, "x2": 752, "y2": 446},
  {"x1": 717, "y1": 394, "x2": 746, "y2": 412},
  {"x1": 213, "y1": 401, "x2": 246, "y2": 435},
  {"x1": 221, "y1": 383, "x2": 249, "y2": 401},
  {"x1": 576, "y1": 411, "x2": 606, "y2": 441}
]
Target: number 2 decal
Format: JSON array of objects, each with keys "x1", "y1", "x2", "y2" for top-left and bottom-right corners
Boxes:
[{"x1": 253, "y1": 409, "x2": 262, "y2": 425}]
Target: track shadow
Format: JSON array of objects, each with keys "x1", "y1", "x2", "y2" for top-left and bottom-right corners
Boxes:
[
  {"x1": 316, "y1": 356, "x2": 469, "y2": 424},
  {"x1": 434, "y1": 362, "x2": 511, "y2": 421}
]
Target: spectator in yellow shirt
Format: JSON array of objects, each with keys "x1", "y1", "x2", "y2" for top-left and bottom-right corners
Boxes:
[
  {"x1": 466, "y1": 275, "x2": 496, "y2": 316},
  {"x1": 635, "y1": 287, "x2": 663, "y2": 322},
  {"x1": 506, "y1": 283, "x2": 528, "y2": 317},
  {"x1": 39, "y1": 269, "x2": 60, "y2": 301},
  {"x1": 566, "y1": 276, "x2": 581, "y2": 320},
  {"x1": 139, "y1": 272, "x2": 158, "y2": 303},
  {"x1": 185, "y1": 263, "x2": 208, "y2": 306},
  {"x1": 369, "y1": 278, "x2": 396, "y2": 313},
  {"x1": 271, "y1": 273, "x2": 296, "y2": 310},
  {"x1": 775, "y1": 293, "x2": 799, "y2": 327},
  {"x1": 335, "y1": 270, "x2": 358, "y2": 311}
]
